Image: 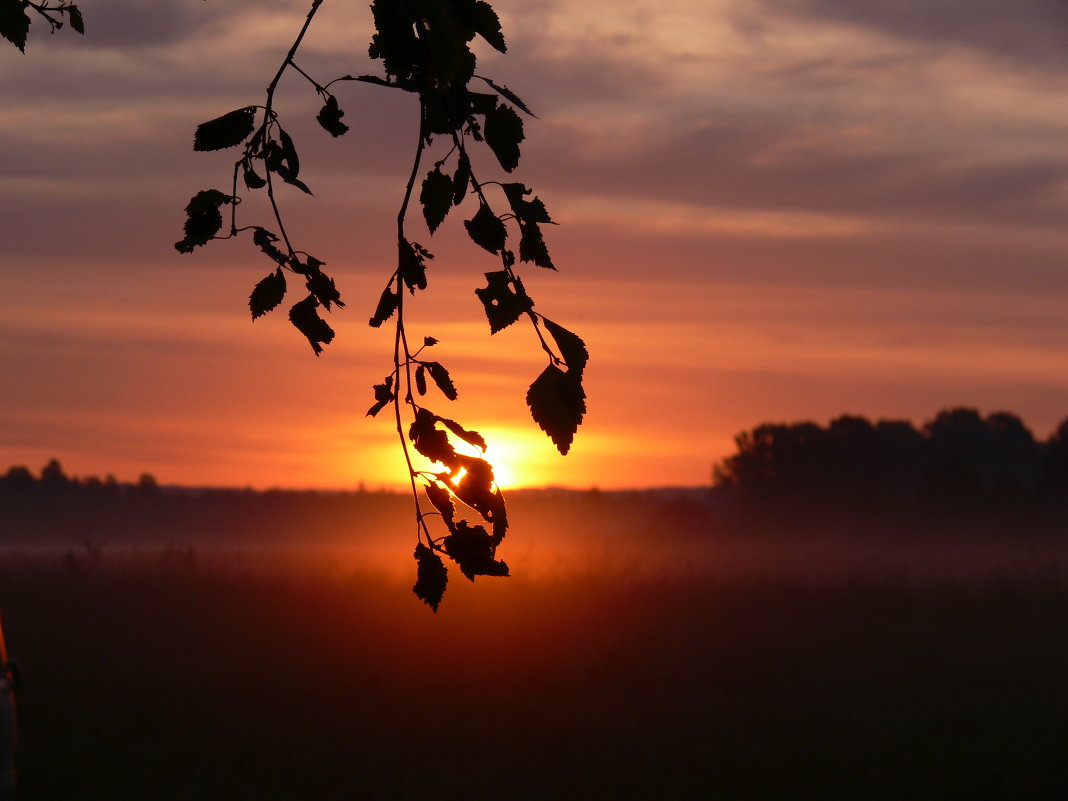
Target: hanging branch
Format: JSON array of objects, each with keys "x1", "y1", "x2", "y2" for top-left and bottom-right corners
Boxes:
[{"x1": 174, "y1": 0, "x2": 587, "y2": 610}]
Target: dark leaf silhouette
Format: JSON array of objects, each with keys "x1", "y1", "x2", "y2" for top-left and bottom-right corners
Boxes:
[
  {"x1": 438, "y1": 416, "x2": 487, "y2": 451},
  {"x1": 425, "y1": 361, "x2": 458, "y2": 400},
  {"x1": 398, "y1": 239, "x2": 430, "y2": 292},
  {"x1": 464, "y1": 203, "x2": 507, "y2": 254},
  {"x1": 423, "y1": 336, "x2": 438, "y2": 347},
  {"x1": 415, "y1": 364, "x2": 427, "y2": 396},
  {"x1": 447, "y1": 455, "x2": 506, "y2": 536},
  {"x1": 408, "y1": 408, "x2": 457, "y2": 466},
  {"x1": 250, "y1": 269, "x2": 287, "y2": 320},
  {"x1": 420, "y1": 168, "x2": 453, "y2": 234},
  {"x1": 0, "y1": 4, "x2": 30, "y2": 52},
  {"x1": 243, "y1": 165, "x2": 267, "y2": 190},
  {"x1": 352, "y1": 74, "x2": 392, "y2": 87},
  {"x1": 413, "y1": 543, "x2": 448, "y2": 611},
  {"x1": 484, "y1": 104, "x2": 524, "y2": 172},
  {"x1": 475, "y1": 271, "x2": 533, "y2": 333},
  {"x1": 527, "y1": 364, "x2": 585, "y2": 454},
  {"x1": 252, "y1": 227, "x2": 288, "y2": 265},
  {"x1": 288, "y1": 295, "x2": 335, "y2": 356},
  {"x1": 305, "y1": 270, "x2": 344, "y2": 311},
  {"x1": 424, "y1": 482, "x2": 456, "y2": 530},
  {"x1": 277, "y1": 127, "x2": 300, "y2": 178},
  {"x1": 519, "y1": 221, "x2": 554, "y2": 270},
  {"x1": 67, "y1": 5, "x2": 84, "y2": 34},
  {"x1": 442, "y1": 521, "x2": 509, "y2": 581},
  {"x1": 175, "y1": 189, "x2": 232, "y2": 252},
  {"x1": 316, "y1": 95, "x2": 349, "y2": 137},
  {"x1": 365, "y1": 378, "x2": 394, "y2": 417},
  {"x1": 542, "y1": 317, "x2": 588, "y2": 376},
  {"x1": 452, "y1": 153, "x2": 471, "y2": 205},
  {"x1": 502, "y1": 182, "x2": 553, "y2": 224},
  {"x1": 194, "y1": 106, "x2": 257, "y2": 152},
  {"x1": 368, "y1": 287, "x2": 398, "y2": 328},
  {"x1": 470, "y1": 1, "x2": 506, "y2": 53},
  {"x1": 478, "y1": 77, "x2": 533, "y2": 116}
]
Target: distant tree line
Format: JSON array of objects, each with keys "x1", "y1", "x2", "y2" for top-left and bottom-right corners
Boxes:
[
  {"x1": 1, "y1": 459, "x2": 159, "y2": 497},
  {"x1": 713, "y1": 408, "x2": 1068, "y2": 525}
]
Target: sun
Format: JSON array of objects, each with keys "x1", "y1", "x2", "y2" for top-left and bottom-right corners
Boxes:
[{"x1": 450, "y1": 427, "x2": 548, "y2": 490}]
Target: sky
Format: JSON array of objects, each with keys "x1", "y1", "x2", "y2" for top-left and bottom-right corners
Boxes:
[{"x1": 3, "y1": 0, "x2": 1068, "y2": 490}]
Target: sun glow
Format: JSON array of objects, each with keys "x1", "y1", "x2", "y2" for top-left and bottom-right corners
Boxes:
[{"x1": 450, "y1": 428, "x2": 554, "y2": 490}]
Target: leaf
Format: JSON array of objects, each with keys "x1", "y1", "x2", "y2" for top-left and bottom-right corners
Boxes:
[
  {"x1": 424, "y1": 482, "x2": 456, "y2": 530},
  {"x1": 193, "y1": 106, "x2": 257, "y2": 152},
  {"x1": 438, "y1": 417, "x2": 487, "y2": 451},
  {"x1": 420, "y1": 168, "x2": 453, "y2": 234},
  {"x1": 478, "y1": 77, "x2": 534, "y2": 116},
  {"x1": 288, "y1": 295, "x2": 335, "y2": 356},
  {"x1": 0, "y1": 3, "x2": 30, "y2": 52},
  {"x1": 365, "y1": 379, "x2": 394, "y2": 417},
  {"x1": 542, "y1": 317, "x2": 588, "y2": 376},
  {"x1": 277, "y1": 127, "x2": 300, "y2": 179},
  {"x1": 464, "y1": 203, "x2": 507, "y2": 254},
  {"x1": 368, "y1": 287, "x2": 398, "y2": 328},
  {"x1": 398, "y1": 239, "x2": 428, "y2": 292},
  {"x1": 425, "y1": 361, "x2": 458, "y2": 401},
  {"x1": 316, "y1": 95, "x2": 349, "y2": 137},
  {"x1": 305, "y1": 271, "x2": 344, "y2": 311},
  {"x1": 452, "y1": 153, "x2": 471, "y2": 206},
  {"x1": 273, "y1": 163, "x2": 313, "y2": 195},
  {"x1": 413, "y1": 543, "x2": 448, "y2": 612},
  {"x1": 483, "y1": 104, "x2": 524, "y2": 172},
  {"x1": 423, "y1": 336, "x2": 438, "y2": 347},
  {"x1": 475, "y1": 271, "x2": 534, "y2": 333},
  {"x1": 252, "y1": 227, "x2": 287, "y2": 265},
  {"x1": 249, "y1": 269, "x2": 286, "y2": 320},
  {"x1": 408, "y1": 408, "x2": 457, "y2": 466},
  {"x1": 502, "y1": 183, "x2": 553, "y2": 224},
  {"x1": 519, "y1": 221, "x2": 555, "y2": 270},
  {"x1": 175, "y1": 189, "x2": 232, "y2": 253},
  {"x1": 445, "y1": 455, "x2": 506, "y2": 537},
  {"x1": 527, "y1": 364, "x2": 586, "y2": 455},
  {"x1": 67, "y1": 5, "x2": 85, "y2": 34},
  {"x1": 243, "y1": 165, "x2": 267, "y2": 190},
  {"x1": 415, "y1": 364, "x2": 427, "y2": 396},
  {"x1": 442, "y1": 521, "x2": 509, "y2": 581},
  {"x1": 470, "y1": 1, "x2": 506, "y2": 53}
]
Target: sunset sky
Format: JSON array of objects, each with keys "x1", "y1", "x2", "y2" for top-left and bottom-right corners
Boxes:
[{"x1": 3, "y1": 0, "x2": 1068, "y2": 490}]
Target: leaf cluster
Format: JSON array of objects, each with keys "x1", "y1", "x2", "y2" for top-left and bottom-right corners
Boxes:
[{"x1": 1, "y1": 0, "x2": 83, "y2": 53}]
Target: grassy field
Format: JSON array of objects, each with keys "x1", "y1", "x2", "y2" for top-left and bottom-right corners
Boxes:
[{"x1": 0, "y1": 543, "x2": 1066, "y2": 800}]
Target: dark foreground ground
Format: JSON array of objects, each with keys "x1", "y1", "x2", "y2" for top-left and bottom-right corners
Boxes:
[{"x1": 1, "y1": 546, "x2": 1066, "y2": 801}]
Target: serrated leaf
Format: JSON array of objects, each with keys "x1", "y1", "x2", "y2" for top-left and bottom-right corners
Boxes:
[
  {"x1": 415, "y1": 364, "x2": 427, "y2": 396},
  {"x1": 249, "y1": 269, "x2": 286, "y2": 320},
  {"x1": 316, "y1": 95, "x2": 349, "y2": 137},
  {"x1": 527, "y1": 364, "x2": 586, "y2": 455},
  {"x1": 519, "y1": 221, "x2": 555, "y2": 270},
  {"x1": 470, "y1": 1, "x2": 506, "y2": 53},
  {"x1": 452, "y1": 153, "x2": 471, "y2": 206},
  {"x1": 288, "y1": 295, "x2": 334, "y2": 356},
  {"x1": 408, "y1": 408, "x2": 457, "y2": 466},
  {"x1": 306, "y1": 271, "x2": 344, "y2": 311},
  {"x1": 0, "y1": 3, "x2": 30, "y2": 52},
  {"x1": 464, "y1": 203, "x2": 507, "y2": 254},
  {"x1": 413, "y1": 543, "x2": 448, "y2": 612},
  {"x1": 542, "y1": 317, "x2": 588, "y2": 376},
  {"x1": 252, "y1": 227, "x2": 287, "y2": 265},
  {"x1": 174, "y1": 189, "x2": 232, "y2": 252},
  {"x1": 445, "y1": 455, "x2": 506, "y2": 536},
  {"x1": 478, "y1": 77, "x2": 534, "y2": 116},
  {"x1": 475, "y1": 271, "x2": 534, "y2": 333},
  {"x1": 425, "y1": 361, "x2": 458, "y2": 401},
  {"x1": 438, "y1": 417, "x2": 487, "y2": 451},
  {"x1": 484, "y1": 104, "x2": 524, "y2": 172},
  {"x1": 502, "y1": 182, "x2": 553, "y2": 224},
  {"x1": 193, "y1": 106, "x2": 257, "y2": 152},
  {"x1": 442, "y1": 521, "x2": 509, "y2": 581},
  {"x1": 424, "y1": 482, "x2": 456, "y2": 530},
  {"x1": 420, "y1": 168, "x2": 453, "y2": 234},
  {"x1": 368, "y1": 287, "x2": 398, "y2": 328},
  {"x1": 398, "y1": 239, "x2": 428, "y2": 292}
]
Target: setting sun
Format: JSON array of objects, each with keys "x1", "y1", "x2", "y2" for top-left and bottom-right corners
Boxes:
[{"x1": 449, "y1": 427, "x2": 552, "y2": 490}]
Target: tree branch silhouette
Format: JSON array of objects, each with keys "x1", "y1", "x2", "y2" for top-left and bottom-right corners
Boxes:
[{"x1": 174, "y1": 0, "x2": 588, "y2": 609}]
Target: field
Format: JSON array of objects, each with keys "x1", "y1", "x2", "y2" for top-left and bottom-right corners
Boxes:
[{"x1": 1, "y1": 529, "x2": 1067, "y2": 801}]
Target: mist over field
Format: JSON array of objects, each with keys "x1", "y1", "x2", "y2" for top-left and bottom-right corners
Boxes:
[{"x1": 2, "y1": 468, "x2": 1068, "y2": 799}]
